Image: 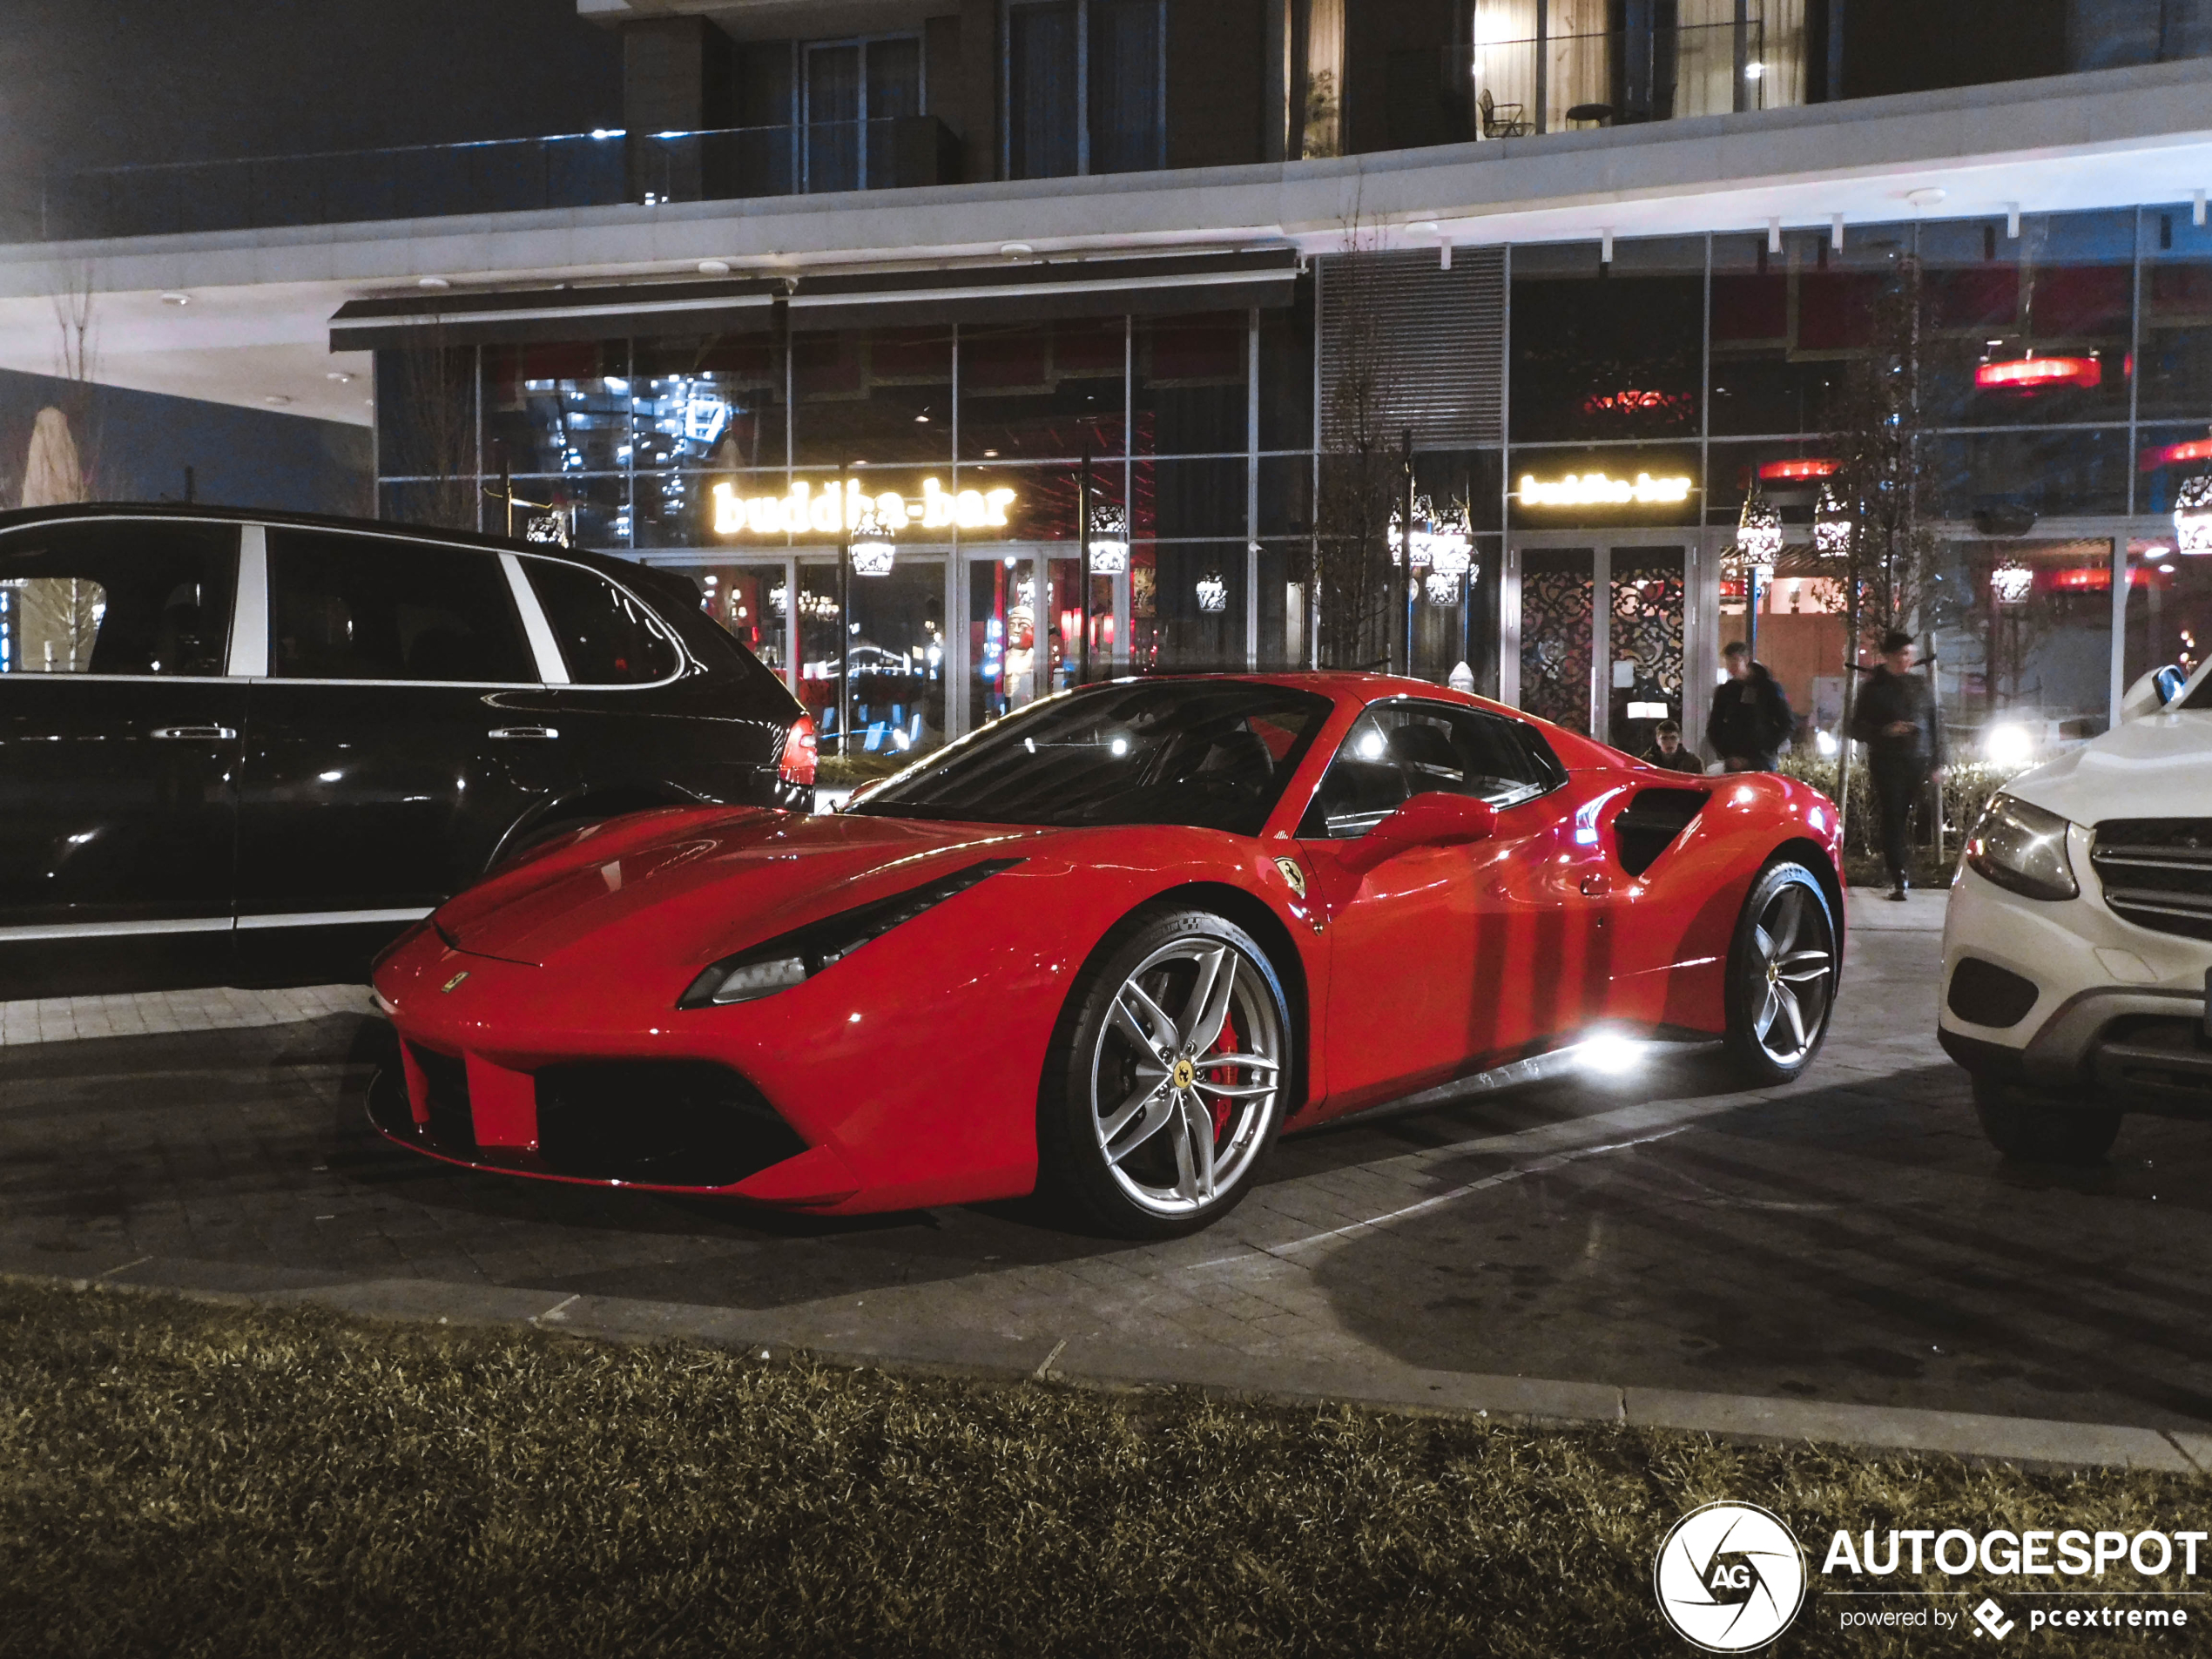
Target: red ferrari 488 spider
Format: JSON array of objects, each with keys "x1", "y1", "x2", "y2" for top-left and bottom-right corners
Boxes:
[{"x1": 369, "y1": 674, "x2": 1844, "y2": 1237}]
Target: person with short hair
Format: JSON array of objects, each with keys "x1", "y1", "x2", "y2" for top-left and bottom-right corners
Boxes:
[
  {"x1": 1642, "y1": 719, "x2": 1706, "y2": 774},
  {"x1": 1704, "y1": 641, "x2": 1794, "y2": 771},
  {"x1": 1850, "y1": 629, "x2": 1946, "y2": 900}
]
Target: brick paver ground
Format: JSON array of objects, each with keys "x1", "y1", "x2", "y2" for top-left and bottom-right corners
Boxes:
[{"x1": 7, "y1": 891, "x2": 2209, "y2": 1434}]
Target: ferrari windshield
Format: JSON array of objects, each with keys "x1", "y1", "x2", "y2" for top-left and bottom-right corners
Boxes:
[{"x1": 846, "y1": 680, "x2": 1334, "y2": 834}]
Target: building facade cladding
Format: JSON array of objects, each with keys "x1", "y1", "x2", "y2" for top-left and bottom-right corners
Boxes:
[{"x1": 372, "y1": 201, "x2": 2212, "y2": 759}]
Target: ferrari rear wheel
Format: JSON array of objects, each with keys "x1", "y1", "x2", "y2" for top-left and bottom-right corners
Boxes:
[
  {"x1": 1722, "y1": 860, "x2": 1838, "y2": 1085},
  {"x1": 1039, "y1": 909, "x2": 1291, "y2": 1239}
]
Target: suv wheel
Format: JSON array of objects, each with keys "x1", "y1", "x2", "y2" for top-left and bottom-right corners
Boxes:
[{"x1": 1971, "y1": 1076, "x2": 2122, "y2": 1165}]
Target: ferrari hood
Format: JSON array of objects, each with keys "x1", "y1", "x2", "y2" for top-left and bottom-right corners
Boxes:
[
  {"x1": 2005, "y1": 710, "x2": 2212, "y2": 826},
  {"x1": 437, "y1": 810, "x2": 1042, "y2": 969}
]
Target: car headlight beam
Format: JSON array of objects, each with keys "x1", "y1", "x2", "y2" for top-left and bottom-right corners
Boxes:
[
  {"x1": 678, "y1": 858, "x2": 1021, "y2": 1008},
  {"x1": 1965, "y1": 793, "x2": 2078, "y2": 901}
]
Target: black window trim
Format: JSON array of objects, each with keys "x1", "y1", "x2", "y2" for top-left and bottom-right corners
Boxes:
[{"x1": 0, "y1": 512, "x2": 246, "y2": 685}]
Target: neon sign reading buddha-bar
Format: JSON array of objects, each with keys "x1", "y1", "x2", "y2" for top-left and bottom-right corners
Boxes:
[
  {"x1": 711, "y1": 477, "x2": 1016, "y2": 537},
  {"x1": 1519, "y1": 471, "x2": 1692, "y2": 508}
]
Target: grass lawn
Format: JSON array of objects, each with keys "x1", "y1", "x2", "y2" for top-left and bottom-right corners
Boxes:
[{"x1": 2, "y1": 1279, "x2": 2201, "y2": 1658}]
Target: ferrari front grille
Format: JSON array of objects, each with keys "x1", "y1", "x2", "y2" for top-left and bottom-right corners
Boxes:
[
  {"x1": 2090, "y1": 819, "x2": 2212, "y2": 941},
  {"x1": 408, "y1": 1044, "x2": 477, "y2": 1153},
  {"x1": 534, "y1": 1062, "x2": 806, "y2": 1188}
]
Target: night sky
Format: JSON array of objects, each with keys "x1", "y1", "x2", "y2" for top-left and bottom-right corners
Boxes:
[{"x1": 2, "y1": 1, "x2": 624, "y2": 176}]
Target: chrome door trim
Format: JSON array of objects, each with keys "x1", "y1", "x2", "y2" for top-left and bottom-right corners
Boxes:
[
  {"x1": 228, "y1": 524, "x2": 269, "y2": 678},
  {"x1": 0, "y1": 916, "x2": 237, "y2": 943},
  {"x1": 0, "y1": 907, "x2": 433, "y2": 943},
  {"x1": 502, "y1": 551, "x2": 571, "y2": 685},
  {"x1": 233, "y1": 907, "x2": 435, "y2": 931}
]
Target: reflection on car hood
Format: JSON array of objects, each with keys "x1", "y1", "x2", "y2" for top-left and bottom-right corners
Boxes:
[
  {"x1": 437, "y1": 810, "x2": 1042, "y2": 969},
  {"x1": 2006, "y1": 711, "x2": 2212, "y2": 826}
]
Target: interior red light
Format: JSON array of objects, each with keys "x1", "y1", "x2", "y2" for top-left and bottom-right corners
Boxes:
[
  {"x1": 2141, "y1": 436, "x2": 2212, "y2": 471},
  {"x1": 1757, "y1": 458, "x2": 1841, "y2": 482},
  {"x1": 779, "y1": 714, "x2": 819, "y2": 789},
  {"x1": 1975, "y1": 355, "x2": 2101, "y2": 391}
]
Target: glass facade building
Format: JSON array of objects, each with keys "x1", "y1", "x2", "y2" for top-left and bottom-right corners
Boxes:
[{"x1": 373, "y1": 199, "x2": 2212, "y2": 765}]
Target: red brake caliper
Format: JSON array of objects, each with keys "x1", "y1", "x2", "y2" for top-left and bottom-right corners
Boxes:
[{"x1": 1205, "y1": 1008, "x2": 1243, "y2": 1139}]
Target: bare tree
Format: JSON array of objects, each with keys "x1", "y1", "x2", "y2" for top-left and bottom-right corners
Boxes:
[
  {"x1": 386, "y1": 320, "x2": 478, "y2": 531},
  {"x1": 1313, "y1": 225, "x2": 1402, "y2": 670},
  {"x1": 1822, "y1": 252, "x2": 1939, "y2": 833}
]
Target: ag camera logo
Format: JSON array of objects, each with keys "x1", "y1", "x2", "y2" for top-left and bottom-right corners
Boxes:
[{"x1": 1656, "y1": 1501, "x2": 1808, "y2": 1651}]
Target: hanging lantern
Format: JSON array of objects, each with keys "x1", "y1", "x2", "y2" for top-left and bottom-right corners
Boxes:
[
  {"x1": 1424, "y1": 569, "x2": 1461, "y2": 606},
  {"x1": 2175, "y1": 473, "x2": 2212, "y2": 556},
  {"x1": 1195, "y1": 571, "x2": 1228, "y2": 613},
  {"x1": 1426, "y1": 502, "x2": 1474, "y2": 578},
  {"x1": 1989, "y1": 556, "x2": 2033, "y2": 607},
  {"x1": 849, "y1": 497, "x2": 895, "y2": 577},
  {"x1": 1812, "y1": 482, "x2": 1852, "y2": 559},
  {"x1": 1086, "y1": 502, "x2": 1129, "y2": 576},
  {"x1": 1735, "y1": 481, "x2": 1784, "y2": 570}
]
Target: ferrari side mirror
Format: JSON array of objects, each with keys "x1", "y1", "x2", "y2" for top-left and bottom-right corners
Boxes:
[{"x1": 1339, "y1": 791, "x2": 1498, "y2": 874}]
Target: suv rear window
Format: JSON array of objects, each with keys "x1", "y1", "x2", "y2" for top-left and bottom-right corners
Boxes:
[
  {"x1": 524, "y1": 560, "x2": 679, "y2": 685},
  {"x1": 266, "y1": 531, "x2": 535, "y2": 684}
]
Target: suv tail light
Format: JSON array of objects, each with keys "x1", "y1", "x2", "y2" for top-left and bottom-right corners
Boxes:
[{"x1": 779, "y1": 715, "x2": 819, "y2": 789}]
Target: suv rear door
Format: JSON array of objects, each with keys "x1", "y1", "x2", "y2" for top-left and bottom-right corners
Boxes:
[
  {"x1": 0, "y1": 516, "x2": 243, "y2": 993},
  {"x1": 233, "y1": 526, "x2": 575, "y2": 979}
]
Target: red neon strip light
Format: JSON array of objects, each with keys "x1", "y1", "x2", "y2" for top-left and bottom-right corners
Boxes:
[
  {"x1": 1757, "y1": 458, "x2": 1841, "y2": 482},
  {"x1": 2141, "y1": 437, "x2": 2212, "y2": 471},
  {"x1": 1975, "y1": 355, "x2": 2101, "y2": 391}
]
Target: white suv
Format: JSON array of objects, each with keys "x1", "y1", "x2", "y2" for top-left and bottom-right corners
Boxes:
[{"x1": 1939, "y1": 663, "x2": 2212, "y2": 1162}]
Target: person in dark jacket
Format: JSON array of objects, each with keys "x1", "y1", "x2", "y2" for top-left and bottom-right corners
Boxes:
[
  {"x1": 1705, "y1": 642, "x2": 1794, "y2": 771},
  {"x1": 1641, "y1": 719, "x2": 1707, "y2": 773},
  {"x1": 1849, "y1": 629, "x2": 1946, "y2": 900}
]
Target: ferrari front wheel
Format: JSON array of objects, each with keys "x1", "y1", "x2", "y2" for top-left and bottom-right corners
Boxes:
[
  {"x1": 1721, "y1": 860, "x2": 1839, "y2": 1085},
  {"x1": 1039, "y1": 909, "x2": 1291, "y2": 1239}
]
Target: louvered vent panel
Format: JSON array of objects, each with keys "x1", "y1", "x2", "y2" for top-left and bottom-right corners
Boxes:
[{"x1": 1318, "y1": 247, "x2": 1505, "y2": 449}]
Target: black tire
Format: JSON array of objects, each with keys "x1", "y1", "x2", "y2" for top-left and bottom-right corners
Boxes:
[
  {"x1": 1038, "y1": 907, "x2": 1294, "y2": 1240},
  {"x1": 1972, "y1": 1075, "x2": 2122, "y2": 1165},
  {"x1": 1721, "y1": 860, "x2": 1840, "y2": 1086}
]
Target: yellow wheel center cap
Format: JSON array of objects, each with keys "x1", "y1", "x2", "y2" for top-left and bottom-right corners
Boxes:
[
  {"x1": 1171, "y1": 1058, "x2": 1197, "y2": 1090},
  {"x1": 1766, "y1": 962, "x2": 1780, "y2": 985}
]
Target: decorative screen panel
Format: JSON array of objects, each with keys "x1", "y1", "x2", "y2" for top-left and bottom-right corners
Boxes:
[
  {"x1": 1519, "y1": 547, "x2": 1595, "y2": 733},
  {"x1": 1608, "y1": 550, "x2": 1686, "y2": 751}
]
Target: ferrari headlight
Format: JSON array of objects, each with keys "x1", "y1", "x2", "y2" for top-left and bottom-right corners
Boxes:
[
  {"x1": 1965, "y1": 793, "x2": 2078, "y2": 901},
  {"x1": 678, "y1": 858, "x2": 1020, "y2": 1008}
]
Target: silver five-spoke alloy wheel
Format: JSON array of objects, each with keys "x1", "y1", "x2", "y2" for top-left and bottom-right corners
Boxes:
[
  {"x1": 1724, "y1": 861, "x2": 1838, "y2": 1082},
  {"x1": 1747, "y1": 880, "x2": 1834, "y2": 1067},
  {"x1": 1089, "y1": 936, "x2": 1284, "y2": 1219}
]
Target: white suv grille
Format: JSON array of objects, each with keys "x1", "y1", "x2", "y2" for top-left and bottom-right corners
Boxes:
[{"x1": 2090, "y1": 819, "x2": 2212, "y2": 941}]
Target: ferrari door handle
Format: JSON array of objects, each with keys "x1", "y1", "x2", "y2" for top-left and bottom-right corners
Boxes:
[
  {"x1": 1580, "y1": 872, "x2": 1611, "y2": 897},
  {"x1": 489, "y1": 725, "x2": 560, "y2": 740},
  {"x1": 150, "y1": 725, "x2": 237, "y2": 741}
]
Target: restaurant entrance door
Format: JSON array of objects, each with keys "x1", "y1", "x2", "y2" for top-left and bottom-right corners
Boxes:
[{"x1": 1502, "y1": 533, "x2": 1716, "y2": 755}]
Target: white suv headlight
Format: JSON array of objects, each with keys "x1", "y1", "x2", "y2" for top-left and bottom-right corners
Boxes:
[{"x1": 1965, "y1": 793, "x2": 2079, "y2": 901}]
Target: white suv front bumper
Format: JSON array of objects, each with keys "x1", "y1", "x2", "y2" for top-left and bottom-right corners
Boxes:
[{"x1": 1939, "y1": 850, "x2": 2212, "y2": 1099}]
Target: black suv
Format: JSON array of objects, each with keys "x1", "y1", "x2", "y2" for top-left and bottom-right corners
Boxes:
[{"x1": 0, "y1": 505, "x2": 813, "y2": 997}]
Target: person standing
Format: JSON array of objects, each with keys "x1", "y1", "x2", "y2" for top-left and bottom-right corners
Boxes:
[
  {"x1": 1704, "y1": 641, "x2": 1794, "y2": 772},
  {"x1": 1849, "y1": 629, "x2": 1946, "y2": 901}
]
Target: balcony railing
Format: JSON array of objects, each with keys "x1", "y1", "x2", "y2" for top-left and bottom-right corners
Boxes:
[
  {"x1": 0, "y1": 116, "x2": 965, "y2": 245},
  {"x1": 1386, "y1": 21, "x2": 1790, "y2": 146}
]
